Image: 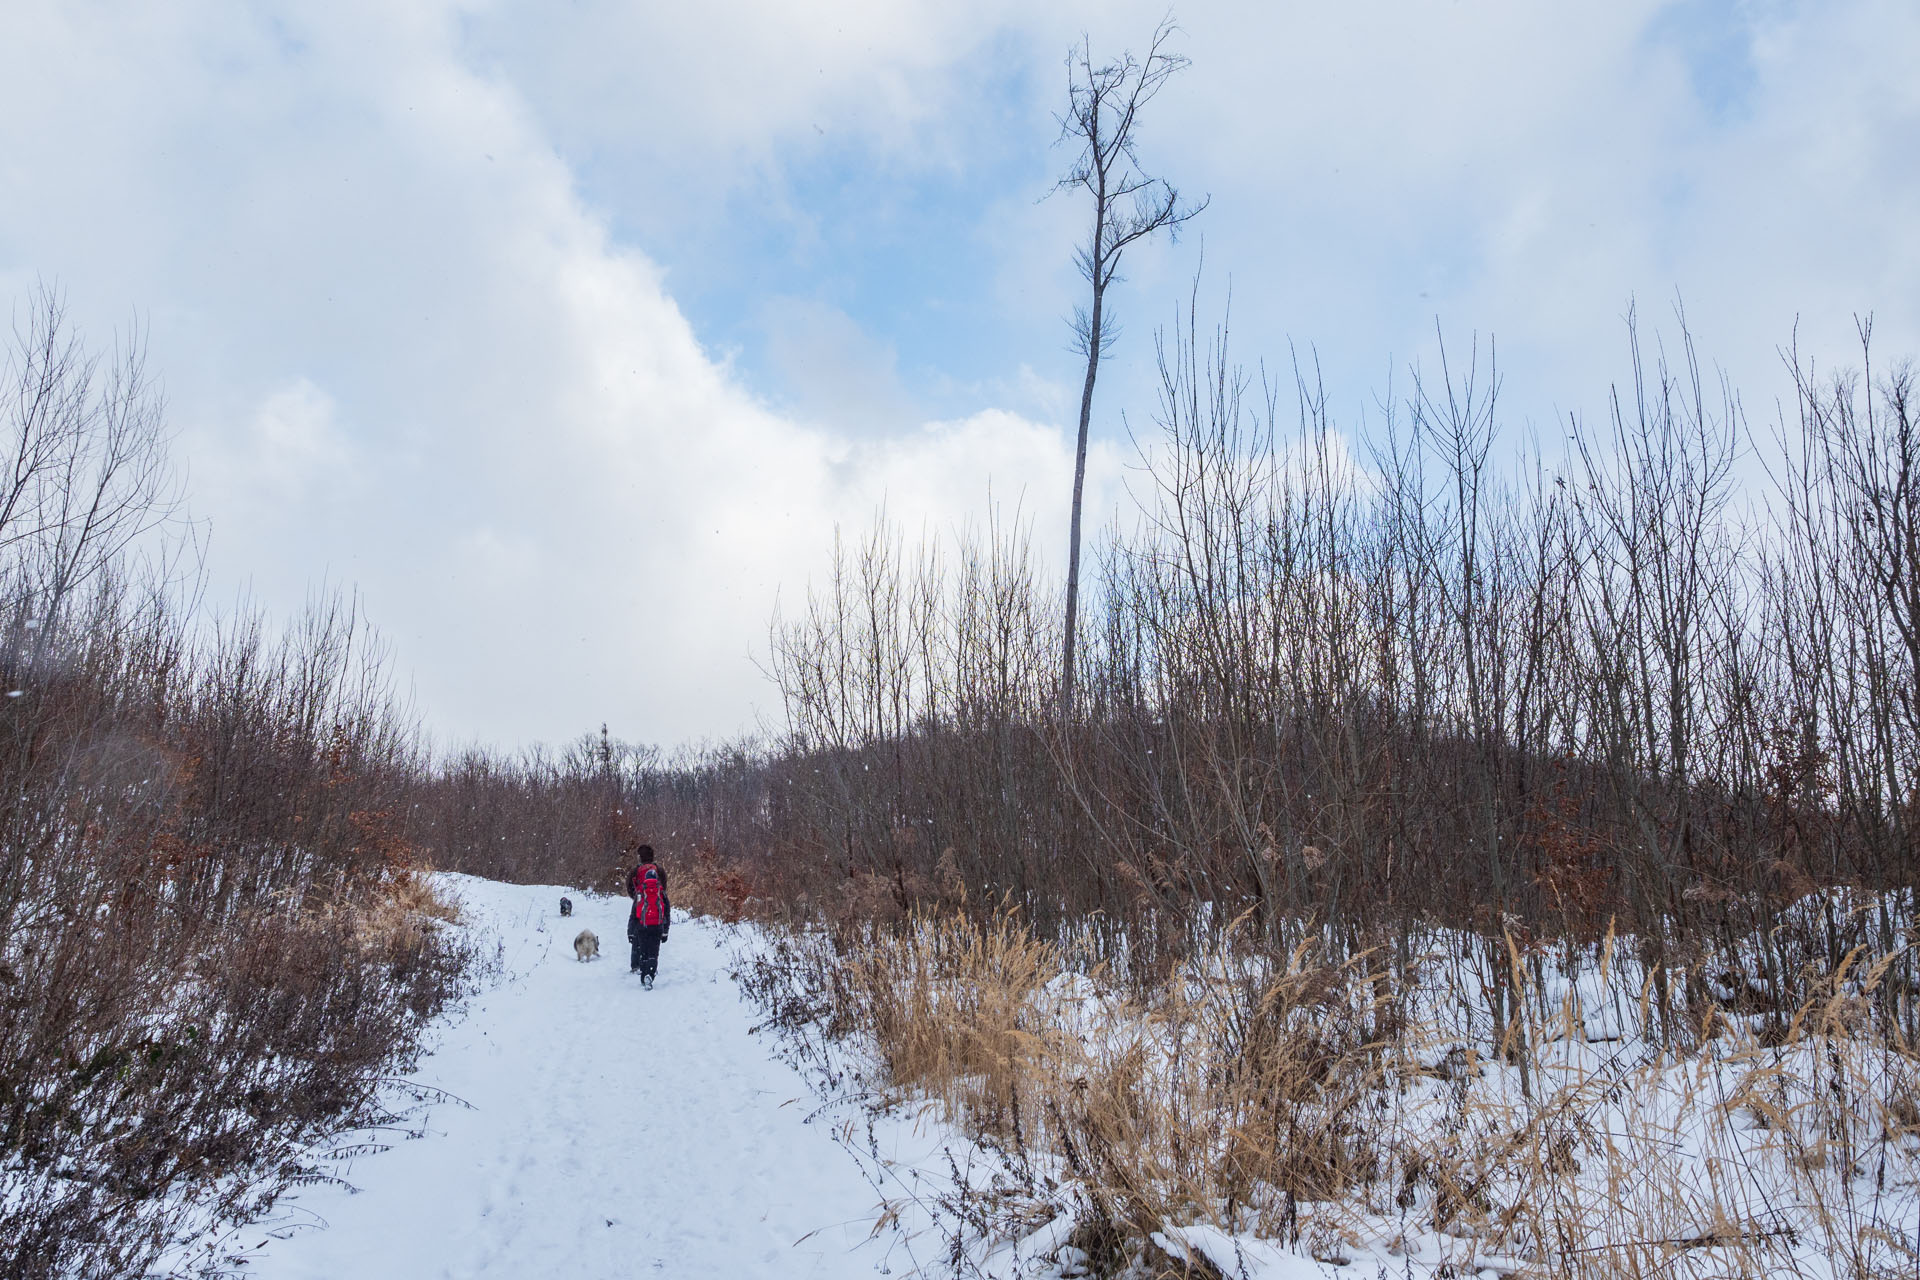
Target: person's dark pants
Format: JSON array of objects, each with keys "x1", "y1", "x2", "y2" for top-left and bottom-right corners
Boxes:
[{"x1": 628, "y1": 920, "x2": 664, "y2": 977}]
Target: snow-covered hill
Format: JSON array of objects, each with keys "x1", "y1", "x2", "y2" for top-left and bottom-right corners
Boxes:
[{"x1": 201, "y1": 875, "x2": 892, "y2": 1279}]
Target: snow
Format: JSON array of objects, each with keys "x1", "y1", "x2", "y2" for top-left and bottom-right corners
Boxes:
[
  {"x1": 175, "y1": 876, "x2": 1916, "y2": 1280},
  {"x1": 213, "y1": 874, "x2": 892, "y2": 1279}
]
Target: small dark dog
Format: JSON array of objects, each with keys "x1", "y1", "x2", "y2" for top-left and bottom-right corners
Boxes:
[{"x1": 559, "y1": 896, "x2": 573, "y2": 917}]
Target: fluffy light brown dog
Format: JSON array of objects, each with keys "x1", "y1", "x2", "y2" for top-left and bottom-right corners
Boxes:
[{"x1": 573, "y1": 929, "x2": 599, "y2": 962}]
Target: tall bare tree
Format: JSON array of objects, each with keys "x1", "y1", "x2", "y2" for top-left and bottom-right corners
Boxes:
[{"x1": 1055, "y1": 18, "x2": 1206, "y2": 715}]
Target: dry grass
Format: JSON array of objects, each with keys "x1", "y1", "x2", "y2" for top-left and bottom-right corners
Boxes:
[
  {"x1": 344, "y1": 864, "x2": 462, "y2": 951},
  {"x1": 847, "y1": 905, "x2": 1067, "y2": 1133},
  {"x1": 752, "y1": 905, "x2": 1920, "y2": 1278}
]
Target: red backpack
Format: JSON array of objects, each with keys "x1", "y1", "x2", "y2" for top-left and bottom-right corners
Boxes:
[{"x1": 634, "y1": 866, "x2": 665, "y2": 927}]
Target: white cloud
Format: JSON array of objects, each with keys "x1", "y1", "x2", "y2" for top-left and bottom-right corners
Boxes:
[
  {"x1": 211, "y1": 379, "x2": 355, "y2": 500},
  {"x1": 0, "y1": 0, "x2": 1120, "y2": 749}
]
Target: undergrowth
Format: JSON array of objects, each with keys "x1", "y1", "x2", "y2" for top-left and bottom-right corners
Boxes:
[{"x1": 738, "y1": 900, "x2": 1919, "y2": 1279}]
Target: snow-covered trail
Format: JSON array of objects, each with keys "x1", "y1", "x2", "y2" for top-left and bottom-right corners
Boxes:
[{"x1": 234, "y1": 876, "x2": 890, "y2": 1279}]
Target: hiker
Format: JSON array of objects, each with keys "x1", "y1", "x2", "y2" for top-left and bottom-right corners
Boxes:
[{"x1": 626, "y1": 845, "x2": 671, "y2": 987}]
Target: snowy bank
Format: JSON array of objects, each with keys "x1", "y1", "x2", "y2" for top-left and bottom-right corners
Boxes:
[{"x1": 169, "y1": 874, "x2": 897, "y2": 1279}]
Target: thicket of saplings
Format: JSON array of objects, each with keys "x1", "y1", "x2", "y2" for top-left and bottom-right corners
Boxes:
[
  {"x1": 0, "y1": 295, "x2": 468, "y2": 1280},
  {"x1": 439, "y1": 310, "x2": 1919, "y2": 1276},
  {"x1": 752, "y1": 314, "x2": 1918, "y2": 1277}
]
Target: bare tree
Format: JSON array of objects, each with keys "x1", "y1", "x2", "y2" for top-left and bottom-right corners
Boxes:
[
  {"x1": 1055, "y1": 17, "x2": 1206, "y2": 715},
  {"x1": 1, "y1": 284, "x2": 179, "y2": 625}
]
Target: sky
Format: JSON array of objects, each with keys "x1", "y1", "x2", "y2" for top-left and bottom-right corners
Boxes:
[{"x1": 1, "y1": 0, "x2": 1915, "y2": 751}]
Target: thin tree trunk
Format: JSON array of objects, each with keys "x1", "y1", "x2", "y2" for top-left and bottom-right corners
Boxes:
[{"x1": 1062, "y1": 275, "x2": 1104, "y2": 717}]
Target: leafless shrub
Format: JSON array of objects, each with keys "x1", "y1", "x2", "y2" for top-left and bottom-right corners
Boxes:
[{"x1": 0, "y1": 290, "x2": 469, "y2": 1279}]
